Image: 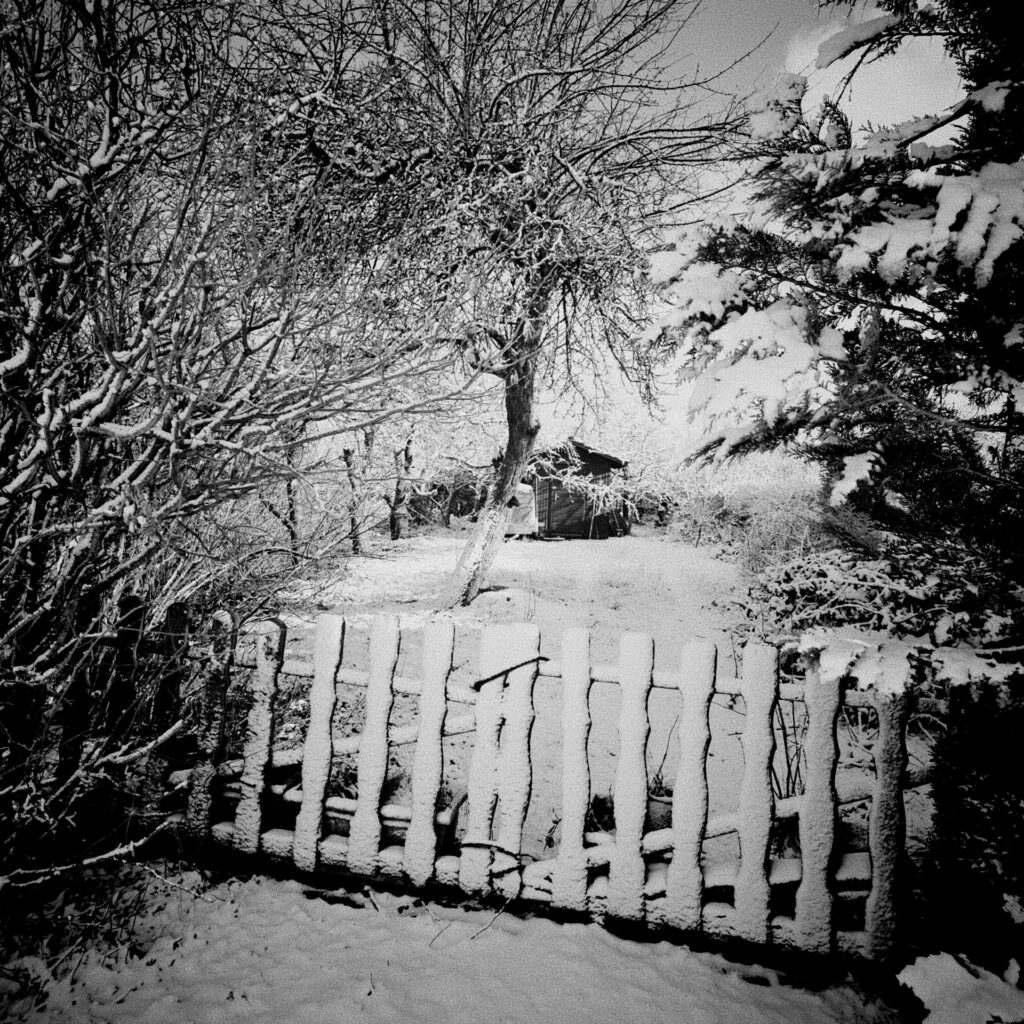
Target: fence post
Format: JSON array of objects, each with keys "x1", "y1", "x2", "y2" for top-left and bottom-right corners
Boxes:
[
  {"x1": 460, "y1": 625, "x2": 512, "y2": 895},
  {"x1": 552, "y1": 628, "x2": 592, "y2": 912},
  {"x1": 347, "y1": 615, "x2": 401, "y2": 876},
  {"x1": 233, "y1": 619, "x2": 285, "y2": 855},
  {"x1": 185, "y1": 609, "x2": 237, "y2": 838},
  {"x1": 866, "y1": 665, "x2": 910, "y2": 958},
  {"x1": 664, "y1": 640, "x2": 717, "y2": 932},
  {"x1": 795, "y1": 656, "x2": 841, "y2": 953},
  {"x1": 734, "y1": 641, "x2": 778, "y2": 944},
  {"x1": 293, "y1": 614, "x2": 344, "y2": 872},
  {"x1": 607, "y1": 632, "x2": 654, "y2": 921},
  {"x1": 492, "y1": 624, "x2": 540, "y2": 900},
  {"x1": 404, "y1": 620, "x2": 455, "y2": 886}
]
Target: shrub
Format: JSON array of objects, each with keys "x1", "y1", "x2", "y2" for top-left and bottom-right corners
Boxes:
[{"x1": 736, "y1": 536, "x2": 1022, "y2": 647}]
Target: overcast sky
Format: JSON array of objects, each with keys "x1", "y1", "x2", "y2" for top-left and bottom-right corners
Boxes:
[{"x1": 685, "y1": 0, "x2": 963, "y2": 132}]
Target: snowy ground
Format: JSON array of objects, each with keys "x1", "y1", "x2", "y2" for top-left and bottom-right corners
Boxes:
[{"x1": 11, "y1": 871, "x2": 904, "y2": 1024}]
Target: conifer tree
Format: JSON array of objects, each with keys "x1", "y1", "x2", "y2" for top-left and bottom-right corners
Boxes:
[{"x1": 653, "y1": 0, "x2": 1024, "y2": 566}]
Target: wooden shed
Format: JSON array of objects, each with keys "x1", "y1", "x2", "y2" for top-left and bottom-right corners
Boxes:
[{"x1": 530, "y1": 438, "x2": 631, "y2": 539}]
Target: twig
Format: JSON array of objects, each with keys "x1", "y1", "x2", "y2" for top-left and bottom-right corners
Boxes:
[
  {"x1": 2, "y1": 822, "x2": 171, "y2": 889},
  {"x1": 469, "y1": 895, "x2": 513, "y2": 940},
  {"x1": 142, "y1": 864, "x2": 220, "y2": 903},
  {"x1": 101, "y1": 721, "x2": 185, "y2": 767},
  {"x1": 428, "y1": 920, "x2": 454, "y2": 947}
]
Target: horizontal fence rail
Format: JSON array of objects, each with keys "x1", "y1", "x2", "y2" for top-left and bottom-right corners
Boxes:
[{"x1": 176, "y1": 613, "x2": 913, "y2": 959}]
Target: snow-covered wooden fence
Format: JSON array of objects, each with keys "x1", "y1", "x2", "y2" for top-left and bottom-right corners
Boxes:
[{"x1": 179, "y1": 614, "x2": 910, "y2": 960}]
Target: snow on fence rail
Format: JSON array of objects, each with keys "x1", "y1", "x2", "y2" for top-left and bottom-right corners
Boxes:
[{"x1": 177, "y1": 613, "x2": 911, "y2": 959}]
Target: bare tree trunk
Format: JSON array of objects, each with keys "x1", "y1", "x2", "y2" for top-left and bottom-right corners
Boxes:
[
  {"x1": 441, "y1": 472, "x2": 457, "y2": 529},
  {"x1": 389, "y1": 434, "x2": 414, "y2": 540},
  {"x1": 284, "y1": 477, "x2": 300, "y2": 567},
  {"x1": 342, "y1": 448, "x2": 363, "y2": 554},
  {"x1": 343, "y1": 426, "x2": 375, "y2": 554},
  {"x1": 441, "y1": 331, "x2": 542, "y2": 607}
]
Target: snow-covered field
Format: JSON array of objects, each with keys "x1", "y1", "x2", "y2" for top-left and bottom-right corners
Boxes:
[{"x1": 12, "y1": 871, "x2": 902, "y2": 1024}]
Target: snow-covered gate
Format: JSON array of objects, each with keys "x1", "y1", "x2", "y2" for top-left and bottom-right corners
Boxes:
[{"x1": 179, "y1": 615, "x2": 909, "y2": 960}]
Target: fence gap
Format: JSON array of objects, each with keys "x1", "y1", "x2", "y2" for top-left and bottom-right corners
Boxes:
[
  {"x1": 347, "y1": 615, "x2": 401, "y2": 875},
  {"x1": 607, "y1": 632, "x2": 654, "y2": 921},
  {"x1": 734, "y1": 641, "x2": 778, "y2": 943},
  {"x1": 293, "y1": 614, "x2": 345, "y2": 872},
  {"x1": 552, "y1": 628, "x2": 592, "y2": 912},
  {"x1": 664, "y1": 640, "x2": 717, "y2": 931},
  {"x1": 404, "y1": 621, "x2": 455, "y2": 886}
]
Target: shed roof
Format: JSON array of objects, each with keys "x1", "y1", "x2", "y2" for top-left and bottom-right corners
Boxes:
[{"x1": 533, "y1": 436, "x2": 628, "y2": 471}]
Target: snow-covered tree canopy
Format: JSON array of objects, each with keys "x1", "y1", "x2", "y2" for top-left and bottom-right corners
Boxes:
[{"x1": 651, "y1": 0, "x2": 1023, "y2": 560}]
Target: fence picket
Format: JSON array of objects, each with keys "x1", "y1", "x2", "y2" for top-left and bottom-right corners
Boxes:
[
  {"x1": 866, "y1": 682, "x2": 910, "y2": 958},
  {"x1": 233, "y1": 619, "x2": 285, "y2": 855},
  {"x1": 404, "y1": 621, "x2": 455, "y2": 886},
  {"x1": 185, "y1": 610, "x2": 236, "y2": 838},
  {"x1": 459, "y1": 625, "x2": 511, "y2": 895},
  {"x1": 663, "y1": 641, "x2": 717, "y2": 932},
  {"x1": 347, "y1": 615, "x2": 400, "y2": 876},
  {"x1": 795, "y1": 659, "x2": 841, "y2": 952},
  {"x1": 734, "y1": 641, "x2": 778, "y2": 943},
  {"x1": 492, "y1": 624, "x2": 541, "y2": 900},
  {"x1": 552, "y1": 628, "x2": 593, "y2": 912},
  {"x1": 293, "y1": 614, "x2": 345, "y2": 872},
  {"x1": 607, "y1": 632, "x2": 654, "y2": 921}
]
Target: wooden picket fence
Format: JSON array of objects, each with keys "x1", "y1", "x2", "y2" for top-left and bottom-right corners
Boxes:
[{"x1": 178, "y1": 614, "x2": 910, "y2": 960}]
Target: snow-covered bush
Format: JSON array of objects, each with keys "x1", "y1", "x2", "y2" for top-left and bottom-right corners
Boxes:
[{"x1": 736, "y1": 537, "x2": 1021, "y2": 647}]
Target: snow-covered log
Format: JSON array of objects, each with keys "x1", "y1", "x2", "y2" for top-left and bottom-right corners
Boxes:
[
  {"x1": 293, "y1": 614, "x2": 344, "y2": 873},
  {"x1": 347, "y1": 616, "x2": 401, "y2": 876},
  {"x1": 552, "y1": 628, "x2": 593, "y2": 912},
  {"x1": 607, "y1": 632, "x2": 654, "y2": 921},
  {"x1": 233, "y1": 620, "x2": 285, "y2": 855},
  {"x1": 794, "y1": 659, "x2": 841, "y2": 953},
  {"x1": 492, "y1": 624, "x2": 541, "y2": 900},
  {"x1": 663, "y1": 641, "x2": 717, "y2": 932},
  {"x1": 734, "y1": 642, "x2": 778, "y2": 943},
  {"x1": 404, "y1": 621, "x2": 455, "y2": 886}
]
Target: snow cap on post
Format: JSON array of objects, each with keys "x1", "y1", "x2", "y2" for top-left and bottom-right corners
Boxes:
[
  {"x1": 607, "y1": 632, "x2": 654, "y2": 922},
  {"x1": 347, "y1": 615, "x2": 400, "y2": 876},
  {"x1": 404, "y1": 620, "x2": 455, "y2": 887},
  {"x1": 552, "y1": 628, "x2": 593, "y2": 913},
  {"x1": 733, "y1": 641, "x2": 778, "y2": 944},
  {"x1": 293, "y1": 614, "x2": 344, "y2": 873}
]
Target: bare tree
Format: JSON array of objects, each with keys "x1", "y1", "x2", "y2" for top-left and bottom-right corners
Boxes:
[
  {"x1": 352, "y1": 0, "x2": 740, "y2": 604},
  {"x1": 0, "y1": 0, "x2": 466, "y2": 879}
]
